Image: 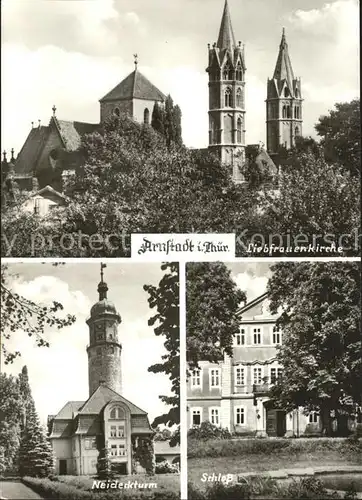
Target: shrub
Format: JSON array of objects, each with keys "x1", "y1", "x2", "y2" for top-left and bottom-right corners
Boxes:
[
  {"x1": 96, "y1": 447, "x2": 114, "y2": 480},
  {"x1": 281, "y1": 477, "x2": 339, "y2": 499},
  {"x1": 188, "y1": 422, "x2": 232, "y2": 441},
  {"x1": 155, "y1": 461, "x2": 179, "y2": 474}
]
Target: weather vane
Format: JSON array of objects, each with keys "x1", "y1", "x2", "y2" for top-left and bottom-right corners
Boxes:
[
  {"x1": 133, "y1": 53, "x2": 138, "y2": 68},
  {"x1": 100, "y1": 263, "x2": 107, "y2": 282}
]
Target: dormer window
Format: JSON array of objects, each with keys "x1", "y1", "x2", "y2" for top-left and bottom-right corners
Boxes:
[{"x1": 110, "y1": 406, "x2": 125, "y2": 419}]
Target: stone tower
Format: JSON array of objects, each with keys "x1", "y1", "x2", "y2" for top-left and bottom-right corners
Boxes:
[
  {"x1": 207, "y1": 0, "x2": 246, "y2": 181},
  {"x1": 86, "y1": 264, "x2": 122, "y2": 397},
  {"x1": 266, "y1": 29, "x2": 303, "y2": 155}
]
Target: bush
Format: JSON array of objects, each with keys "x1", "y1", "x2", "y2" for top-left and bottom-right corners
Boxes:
[
  {"x1": 188, "y1": 422, "x2": 232, "y2": 441},
  {"x1": 155, "y1": 461, "x2": 179, "y2": 474},
  {"x1": 281, "y1": 477, "x2": 339, "y2": 499}
]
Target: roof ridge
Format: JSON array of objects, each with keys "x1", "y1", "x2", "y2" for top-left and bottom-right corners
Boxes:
[{"x1": 237, "y1": 291, "x2": 269, "y2": 315}]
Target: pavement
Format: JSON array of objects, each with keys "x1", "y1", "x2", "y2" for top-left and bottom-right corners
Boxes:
[{"x1": 0, "y1": 481, "x2": 42, "y2": 500}]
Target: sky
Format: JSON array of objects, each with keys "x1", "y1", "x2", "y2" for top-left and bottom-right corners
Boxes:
[
  {"x1": 1, "y1": 0, "x2": 359, "y2": 155},
  {"x1": 2, "y1": 262, "x2": 174, "y2": 426}
]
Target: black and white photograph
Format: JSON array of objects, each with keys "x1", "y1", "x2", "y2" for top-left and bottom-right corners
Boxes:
[
  {"x1": 0, "y1": 262, "x2": 180, "y2": 499},
  {"x1": 1, "y1": 0, "x2": 360, "y2": 257},
  {"x1": 186, "y1": 262, "x2": 362, "y2": 498}
]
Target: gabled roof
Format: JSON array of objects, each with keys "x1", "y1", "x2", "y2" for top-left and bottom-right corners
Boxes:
[
  {"x1": 217, "y1": 0, "x2": 236, "y2": 51},
  {"x1": 237, "y1": 292, "x2": 269, "y2": 316},
  {"x1": 14, "y1": 126, "x2": 49, "y2": 174},
  {"x1": 273, "y1": 29, "x2": 295, "y2": 91},
  {"x1": 53, "y1": 401, "x2": 85, "y2": 420},
  {"x1": 100, "y1": 69, "x2": 165, "y2": 103},
  {"x1": 78, "y1": 384, "x2": 147, "y2": 416},
  {"x1": 52, "y1": 118, "x2": 98, "y2": 151}
]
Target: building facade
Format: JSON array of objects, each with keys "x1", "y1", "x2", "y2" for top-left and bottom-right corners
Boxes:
[
  {"x1": 266, "y1": 29, "x2": 303, "y2": 155},
  {"x1": 187, "y1": 292, "x2": 322, "y2": 437},
  {"x1": 48, "y1": 267, "x2": 154, "y2": 476},
  {"x1": 207, "y1": 0, "x2": 246, "y2": 182}
]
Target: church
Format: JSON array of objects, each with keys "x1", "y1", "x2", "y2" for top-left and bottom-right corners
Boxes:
[
  {"x1": 47, "y1": 266, "x2": 154, "y2": 476},
  {"x1": 2, "y1": 0, "x2": 303, "y2": 204}
]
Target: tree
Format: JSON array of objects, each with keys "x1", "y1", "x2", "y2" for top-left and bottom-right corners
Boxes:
[
  {"x1": 151, "y1": 102, "x2": 165, "y2": 136},
  {"x1": 1, "y1": 265, "x2": 76, "y2": 363},
  {"x1": 18, "y1": 398, "x2": 54, "y2": 477},
  {"x1": 315, "y1": 99, "x2": 361, "y2": 176},
  {"x1": 0, "y1": 374, "x2": 23, "y2": 473},
  {"x1": 268, "y1": 262, "x2": 361, "y2": 436},
  {"x1": 96, "y1": 447, "x2": 114, "y2": 479},
  {"x1": 144, "y1": 263, "x2": 180, "y2": 434},
  {"x1": 186, "y1": 263, "x2": 245, "y2": 368}
]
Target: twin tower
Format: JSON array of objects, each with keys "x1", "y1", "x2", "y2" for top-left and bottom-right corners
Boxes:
[{"x1": 207, "y1": 0, "x2": 303, "y2": 175}]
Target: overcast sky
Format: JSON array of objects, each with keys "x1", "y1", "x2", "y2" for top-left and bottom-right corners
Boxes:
[
  {"x1": 1, "y1": 0, "x2": 359, "y2": 155},
  {"x1": 2, "y1": 262, "x2": 174, "y2": 426}
]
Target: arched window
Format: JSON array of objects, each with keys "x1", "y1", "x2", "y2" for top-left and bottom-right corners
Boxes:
[
  {"x1": 284, "y1": 88, "x2": 290, "y2": 97},
  {"x1": 114, "y1": 107, "x2": 120, "y2": 117},
  {"x1": 282, "y1": 106, "x2": 287, "y2": 118},
  {"x1": 224, "y1": 88, "x2": 232, "y2": 107},
  {"x1": 237, "y1": 117, "x2": 242, "y2": 143},
  {"x1": 144, "y1": 108, "x2": 150, "y2": 124},
  {"x1": 295, "y1": 126, "x2": 300, "y2": 137},
  {"x1": 110, "y1": 406, "x2": 125, "y2": 419},
  {"x1": 286, "y1": 106, "x2": 291, "y2": 118},
  {"x1": 210, "y1": 120, "x2": 216, "y2": 144},
  {"x1": 295, "y1": 88, "x2": 299, "y2": 98},
  {"x1": 223, "y1": 62, "x2": 232, "y2": 80},
  {"x1": 224, "y1": 114, "x2": 233, "y2": 143},
  {"x1": 236, "y1": 62, "x2": 243, "y2": 81},
  {"x1": 236, "y1": 88, "x2": 242, "y2": 108}
]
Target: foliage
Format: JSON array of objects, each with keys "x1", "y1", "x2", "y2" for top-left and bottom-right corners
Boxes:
[
  {"x1": 151, "y1": 95, "x2": 182, "y2": 147},
  {"x1": 186, "y1": 262, "x2": 245, "y2": 368},
  {"x1": 1, "y1": 265, "x2": 76, "y2": 363},
  {"x1": 144, "y1": 263, "x2": 180, "y2": 432},
  {"x1": 96, "y1": 447, "x2": 114, "y2": 480},
  {"x1": 132, "y1": 437, "x2": 156, "y2": 475},
  {"x1": 153, "y1": 426, "x2": 172, "y2": 441},
  {"x1": 155, "y1": 460, "x2": 179, "y2": 474},
  {"x1": 268, "y1": 262, "x2": 361, "y2": 435},
  {"x1": 315, "y1": 99, "x2": 361, "y2": 177},
  {"x1": 0, "y1": 373, "x2": 23, "y2": 473},
  {"x1": 18, "y1": 399, "x2": 54, "y2": 477},
  {"x1": 242, "y1": 145, "x2": 275, "y2": 189},
  {"x1": 188, "y1": 422, "x2": 232, "y2": 441}
]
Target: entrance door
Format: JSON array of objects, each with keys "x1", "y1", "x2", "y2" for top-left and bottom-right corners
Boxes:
[
  {"x1": 276, "y1": 410, "x2": 286, "y2": 436},
  {"x1": 59, "y1": 459, "x2": 67, "y2": 475},
  {"x1": 266, "y1": 408, "x2": 286, "y2": 437}
]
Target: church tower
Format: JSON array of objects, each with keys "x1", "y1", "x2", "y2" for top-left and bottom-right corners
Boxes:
[
  {"x1": 86, "y1": 264, "x2": 122, "y2": 397},
  {"x1": 207, "y1": 0, "x2": 246, "y2": 181},
  {"x1": 266, "y1": 29, "x2": 303, "y2": 155}
]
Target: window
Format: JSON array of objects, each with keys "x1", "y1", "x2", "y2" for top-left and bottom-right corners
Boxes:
[
  {"x1": 235, "y1": 366, "x2": 245, "y2": 386},
  {"x1": 118, "y1": 426, "x2": 125, "y2": 437},
  {"x1": 308, "y1": 412, "x2": 319, "y2": 424},
  {"x1": 282, "y1": 105, "x2": 287, "y2": 118},
  {"x1": 253, "y1": 367, "x2": 263, "y2": 385},
  {"x1": 118, "y1": 444, "x2": 126, "y2": 456},
  {"x1": 85, "y1": 438, "x2": 97, "y2": 450},
  {"x1": 144, "y1": 108, "x2": 150, "y2": 124},
  {"x1": 110, "y1": 444, "x2": 117, "y2": 456},
  {"x1": 224, "y1": 88, "x2": 232, "y2": 107},
  {"x1": 191, "y1": 408, "x2": 202, "y2": 426},
  {"x1": 110, "y1": 406, "x2": 125, "y2": 419},
  {"x1": 295, "y1": 126, "x2": 300, "y2": 137},
  {"x1": 270, "y1": 367, "x2": 283, "y2": 384},
  {"x1": 272, "y1": 326, "x2": 281, "y2": 344},
  {"x1": 223, "y1": 62, "x2": 232, "y2": 80},
  {"x1": 236, "y1": 88, "x2": 242, "y2": 107},
  {"x1": 286, "y1": 106, "x2": 291, "y2": 118},
  {"x1": 235, "y1": 407, "x2": 245, "y2": 425},
  {"x1": 284, "y1": 88, "x2": 290, "y2": 97},
  {"x1": 191, "y1": 369, "x2": 201, "y2": 388},
  {"x1": 110, "y1": 425, "x2": 117, "y2": 437},
  {"x1": 209, "y1": 407, "x2": 220, "y2": 426},
  {"x1": 237, "y1": 118, "x2": 242, "y2": 143},
  {"x1": 114, "y1": 107, "x2": 120, "y2": 117},
  {"x1": 295, "y1": 88, "x2": 299, "y2": 98},
  {"x1": 210, "y1": 368, "x2": 220, "y2": 388},
  {"x1": 236, "y1": 63, "x2": 243, "y2": 81},
  {"x1": 253, "y1": 328, "x2": 261, "y2": 344},
  {"x1": 234, "y1": 328, "x2": 245, "y2": 346}
]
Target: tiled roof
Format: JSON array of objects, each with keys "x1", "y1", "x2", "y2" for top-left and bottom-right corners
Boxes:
[
  {"x1": 54, "y1": 119, "x2": 99, "y2": 151},
  {"x1": 75, "y1": 415, "x2": 102, "y2": 435},
  {"x1": 217, "y1": 0, "x2": 236, "y2": 51},
  {"x1": 53, "y1": 401, "x2": 85, "y2": 419},
  {"x1": 100, "y1": 69, "x2": 165, "y2": 103},
  {"x1": 49, "y1": 419, "x2": 75, "y2": 438},
  {"x1": 131, "y1": 415, "x2": 153, "y2": 432},
  {"x1": 237, "y1": 292, "x2": 269, "y2": 316},
  {"x1": 154, "y1": 441, "x2": 180, "y2": 455},
  {"x1": 79, "y1": 384, "x2": 148, "y2": 416},
  {"x1": 14, "y1": 126, "x2": 49, "y2": 174}
]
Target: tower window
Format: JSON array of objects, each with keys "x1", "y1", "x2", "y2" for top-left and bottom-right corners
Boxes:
[
  {"x1": 223, "y1": 62, "x2": 232, "y2": 80},
  {"x1": 210, "y1": 119, "x2": 216, "y2": 145},
  {"x1": 284, "y1": 88, "x2": 290, "y2": 97},
  {"x1": 282, "y1": 105, "x2": 287, "y2": 118},
  {"x1": 295, "y1": 126, "x2": 300, "y2": 137},
  {"x1": 286, "y1": 106, "x2": 291, "y2": 118},
  {"x1": 237, "y1": 118, "x2": 242, "y2": 143},
  {"x1": 236, "y1": 63, "x2": 243, "y2": 81},
  {"x1": 114, "y1": 107, "x2": 120, "y2": 117},
  {"x1": 236, "y1": 88, "x2": 242, "y2": 108},
  {"x1": 144, "y1": 108, "x2": 150, "y2": 124},
  {"x1": 224, "y1": 88, "x2": 232, "y2": 107},
  {"x1": 295, "y1": 88, "x2": 299, "y2": 98}
]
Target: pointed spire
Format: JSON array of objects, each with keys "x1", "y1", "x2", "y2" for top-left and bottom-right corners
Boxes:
[
  {"x1": 52, "y1": 105, "x2": 57, "y2": 116},
  {"x1": 217, "y1": 0, "x2": 236, "y2": 51},
  {"x1": 97, "y1": 263, "x2": 108, "y2": 300},
  {"x1": 133, "y1": 53, "x2": 138, "y2": 70},
  {"x1": 273, "y1": 28, "x2": 295, "y2": 88}
]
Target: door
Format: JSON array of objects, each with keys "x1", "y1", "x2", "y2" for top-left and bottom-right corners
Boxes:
[
  {"x1": 276, "y1": 410, "x2": 286, "y2": 437},
  {"x1": 59, "y1": 459, "x2": 67, "y2": 475}
]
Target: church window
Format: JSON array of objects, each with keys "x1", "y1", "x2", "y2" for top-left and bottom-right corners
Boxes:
[
  {"x1": 224, "y1": 87, "x2": 232, "y2": 107},
  {"x1": 284, "y1": 87, "x2": 290, "y2": 97},
  {"x1": 223, "y1": 62, "x2": 232, "y2": 80},
  {"x1": 295, "y1": 126, "x2": 300, "y2": 137},
  {"x1": 210, "y1": 120, "x2": 216, "y2": 144},
  {"x1": 110, "y1": 425, "x2": 117, "y2": 437},
  {"x1": 114, "y1": 107, "x2": 120, "y2": 117},
  {"x1": 236, "y1": 62, "x2": 243, "y2": 81},
  {"x1": 144, "y1": 108, "x2": 150, "y2": 124},
  {"x1": 286, "y1": 106, "x2": 291, "y2": 118},
  {"x1": 237, "y1": 117, "x2": 242, "y2": 143},
  {"x1": 295, "y1": 88, "x2": 299, "y2": 98},
  {"x1": 282, "y1": 106, "x2": 287, "y2": 118},
  {"x1": 236, "y1": 88, "x2": 242, "y2": 108}
]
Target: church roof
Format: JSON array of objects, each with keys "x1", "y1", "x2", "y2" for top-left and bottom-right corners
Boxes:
[
  {"x1": 14, "y1": 126, "x2": 49, "y2": 174},
  {"x1": 54, "y1": 119, "x2": 99, "y2": 151},
  {"x1": 273, "y1": 29, "x2": 295, "y2": 91},
  {"x1": 217, "y1": 0, "x2": 236, "y2": 51},
  {"x1": 100, "y1": 69, "x2": 165, "y2": 103},
  {"x1": 78, "y1": 384, "x2": 148, "y2": 416}
]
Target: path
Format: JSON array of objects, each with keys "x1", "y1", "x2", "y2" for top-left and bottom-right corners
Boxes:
[{"x1": 0, "y1": 481, "x2": 42, "y2": 500}]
